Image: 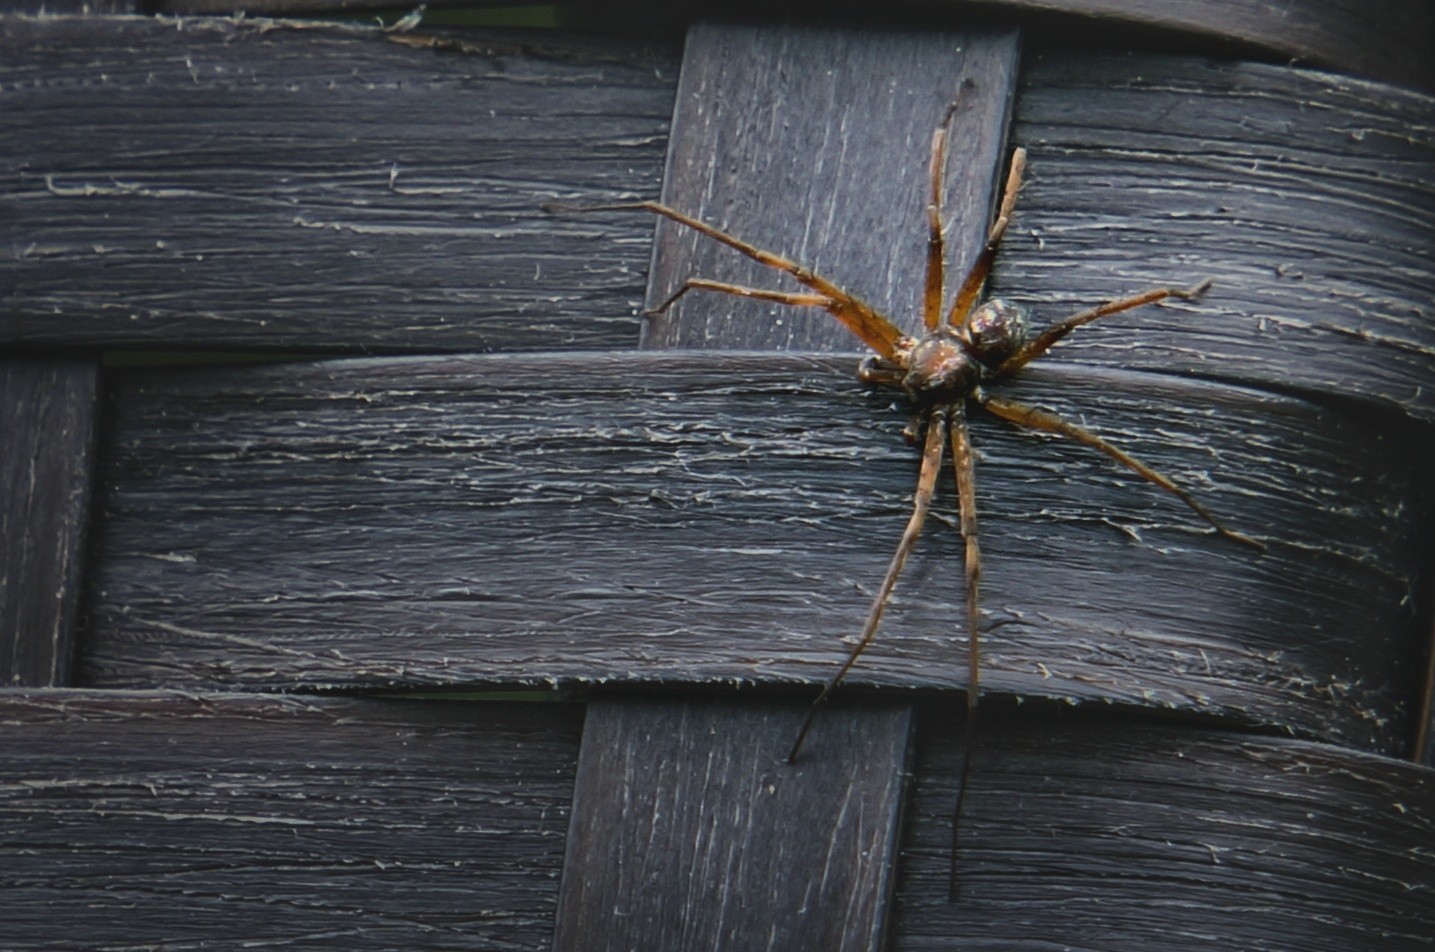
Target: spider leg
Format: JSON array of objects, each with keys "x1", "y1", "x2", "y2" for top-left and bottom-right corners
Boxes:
[
  {"x1": 947, "y1": 147, "x2": 1027, "y2": 328},
  {"x1": 994, "y1": 280, "x2": 1212, "y2": 378},
  {"x1": 948, "y1": 404, "x2": 982, "y2": 716},
  {"x1": 557, "y1": 200, "x2": 910, "y2": 361},
  {"x1": 646, "y1": 278, "x2": 831, "y2": 317},
  {"x1": 946, "y1": 403, "x2": 981, "y2": 899},
  {"x1": 923, "y1": 104, "x2": 959, "y2": 330},
  {"x1": 787, "y1": 405, "x2": 950, "y2": 763},
  {"x1": 857, "y1": 355, "x2": 905, "y2": 389},
  {"x1": 979, "y1": 392, "x2": 1265, "y2": 550}
]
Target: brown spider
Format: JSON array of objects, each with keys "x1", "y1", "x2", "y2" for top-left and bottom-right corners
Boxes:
[{"x1": 559, "y1": 107, "x2": 1263, "y2": 765}]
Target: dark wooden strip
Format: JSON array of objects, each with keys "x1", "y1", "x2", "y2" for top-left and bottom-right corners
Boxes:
[
  {"x1": 999, "y1": 53, "x2": 1435, "y2": 422},
  {"x1": 1004, "y1": 0, "x2": 1431, "y2": 91},
  {"x1": 0, "y1": 16, "x2": 676, "y2": 352},
  {"x1": 0, "y1": 690, "x2": 582, "y2": 950},
  {"x1": 554, "y1": 697, "x2": 912, "y2": 951},
  {"x1": 74, "y1": 350, "x2": 1430, "y2": 754},
  {"x1": 891, "y1": 708, "x2": 1435, "y2": 949},
  {"x1": 140, "y1": 0, "x2": 1433, "y2": 92},
  {"x1": 0, "y1": 359, "x2": 99, "y2": 687},
  {"x1": 643, "y1": 21, "x2": 1019, "y2": 350},
  {"x1": 0, "y1": 0, "x2": 134, "y2": 11}
]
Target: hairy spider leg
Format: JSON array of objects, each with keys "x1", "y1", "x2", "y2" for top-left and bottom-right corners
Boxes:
[
  {"x1": 946, "y1": 402, "x2": 982, "y2": 899},
  {"x1": 995, "y1": 279, "x2": 1213, "y2": 377},
  {"x1": 648, "y1": 278, "x2": 832, "y2": 316},
  {"x1": 923, "y1": 104, "x2": 959, "y2": 330},
  {"x1": 948, "y1": 404, "x2": 982, "y2": 717},
  {"x1": 979, "y1": 392, "x2": 1265, "y2": 550},
  {"x1": 947, "y1": 147, "x2": 1027, "y2": 327},
  {"x1": 787, "y1": 405, "x2": 951, "y2": 764},
  {"x1": 585, "y1": 200, "x2": 910, "y2": 361}
]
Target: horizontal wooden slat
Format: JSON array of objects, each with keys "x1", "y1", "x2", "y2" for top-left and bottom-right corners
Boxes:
[
  {"x1": 76, "y1": 351, "x2": 1429, "y2": 754},
  {"x1": 892, "y1": 708, "x2": 1435, "y2": 949},
  {"x1": 141, "y1": 0, "x2": 1433, "y2": 92},
  {"x1": 0, "y1": 16, "x2": 677, "y2": 351},
  {"x1": 0, "y1": 690, "x2": 582, "y2": 950},
  {"x1": 997, "y1": 53, "x2": 1435, "y2": 422}
]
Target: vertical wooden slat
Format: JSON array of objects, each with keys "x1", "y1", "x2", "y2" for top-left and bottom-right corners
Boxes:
[
  {"x1": 644, "y1": 22, "x2": 1020, "y2": 351},
  {"x1": 554, "y1": 699, "x2": 913, "y2": 950},
  {"x1": 555, "y1": 21, "x2": 1020, "y2": 950},
  {"x1": 0, "y1": 358, "x2": 100, "y2": 686}
]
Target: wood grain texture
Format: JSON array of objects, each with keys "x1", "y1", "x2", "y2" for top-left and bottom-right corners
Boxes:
[
  {"x1": 554, "y1": 697, "x2": 912, "y2": 952},
  {"x1": 995, "y1": 0, "x2": 1432, "y2": 91},
  {"x1": 0, "y1": 690, "x2": 581, "y2": 951},
  {"x1": 891, "y1": 708, "x2": 1435, "y2": 950},
  {"x1": 642, "y1": 21, "x2": 1020, "y2": 350},
  {"x1": 0, "y1": 16, "x2": 677, "y2": 351},
  {"x1": 0, "y1": 0, "x2": 134, "y2": 11},
  {"x1": 998, "y1": 53, "x2": 1435, "y2": 422},
  {"x1": 74, "y1": 351, "x2": 1430, "y2": 754},
  {"x1": 1, "y1": 358, "x2": 99, "y2": 687},
  {"x1": 138, "y1": 0, "x2": 1433, "y2": 92}
]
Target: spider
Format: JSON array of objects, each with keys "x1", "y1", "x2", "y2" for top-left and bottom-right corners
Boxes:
[{"x1": 559, "y1": 105, "x2": 1263, "y2": 765}]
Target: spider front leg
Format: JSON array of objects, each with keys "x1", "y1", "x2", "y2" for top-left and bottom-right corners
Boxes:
[
  {"x1": 948, "y1": 403, "x2": 982, "y2": 716},
  {"x1": 947, "y1": 147, "x2": 1027, "y2": 327},
  {"x1": 647, "y1": 278, "x2": 833, "y2": 317},
  {"x1": 787, "y1": 405, "x2": 950, "y2": 763},
  {"x1": 922, "y1": 102, "x2": 959, "y2": 330},
  {"x1": 561, "y1": 199, "x2": 910, "y2": 361},
  {"x1": 995, "y1": 279, "x2": 1212, "y2": 377},
  {"x1": 978, "y1": 391, "x2": 1265, "y2": 550}
]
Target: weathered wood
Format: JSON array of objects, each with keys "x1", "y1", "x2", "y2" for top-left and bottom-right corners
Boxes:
[
  {"x1": 1, "y1": 358, "x2": 99, "y2": 687},
  {"x1": 999, "y1": 0, "x2": 1432, "y2": 91},
  {"x1": 0, "y1": 0, "x2": 134, "y2": 11},
  {"x1": 891, "y1": 708, "x2": 1435, "y2": 949},
  {"x1": 642, "y1": 21, "x2": 1019, "y2": 351},
  {"x1": 999, "y1": 53, "x2": 1435, "y2": 422},
  {"x1": 555, "y1": 697, "x2": 912, "y2": 952},
  {"x1": 74, "y1": 351, "x2": 1429, "y2": 754},
  {"x1": 0, "y1": 16, "x2": 677, "y2": 351},
  {"x1": 0, "y1": 690, "x2": 581, "y2": 950},
  {"x1": 140, "y1": 0, "x2": 1433, "y2": 92}
]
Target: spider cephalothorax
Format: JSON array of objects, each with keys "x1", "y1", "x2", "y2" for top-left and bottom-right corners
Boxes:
[
  {"x1": 860, "y1": 296, "x2": 1031, "y2": 410},
  {"x1": 562, "y1": 109, "x2": 1260, "y2": 763}
]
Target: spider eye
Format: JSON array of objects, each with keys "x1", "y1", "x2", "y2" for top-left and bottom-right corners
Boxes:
[{"x1": 964, "y1": 299, "x2": 1029, "y2": 367}]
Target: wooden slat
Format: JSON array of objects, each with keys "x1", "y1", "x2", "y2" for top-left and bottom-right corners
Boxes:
[
  {"x1": 0, "y1": 690, "x2": 582, "y2": 950},
  {"x1": 891, "y1": 708, "x2": 1435, "y2": 949},
  {"x1": 998, "y1": 0, "x2": 1432, "y2": 91},
  {"x1": 141, "y1": 0, "x2": 1433, "y2": 92},
  {"x1": 555, "y1": 697, "x2": 912, "y2": 951},
  {"x1": 0, "y1": 0, "x2": 135, "y2": 11},
  {"x1": 72, "y1": 350, "x2": 1428, "y2": 752},
  {"x1": 0, "y1": 16, "x2": 677, "y2": 352},
  {"x1": 0, "y1": 358, "x2": 99, "y2": 687},
  {"x1": 998, "y1": 53, "x2": 1435, "y2": 422}
]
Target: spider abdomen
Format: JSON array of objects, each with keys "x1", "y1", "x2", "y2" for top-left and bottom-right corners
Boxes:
[{"x1": 963, "y1": 298, "x2": 1030, "y2": 368}]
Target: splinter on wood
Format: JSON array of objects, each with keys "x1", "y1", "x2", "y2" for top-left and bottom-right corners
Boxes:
[{"x1": 550, "y1": 105, "x2": 1264, "y2": 769}]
